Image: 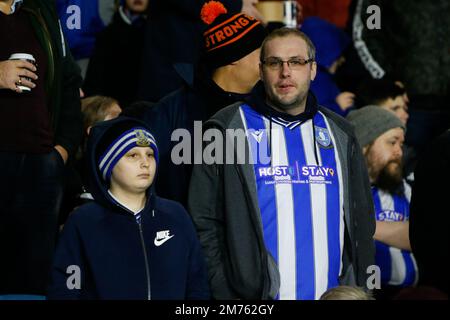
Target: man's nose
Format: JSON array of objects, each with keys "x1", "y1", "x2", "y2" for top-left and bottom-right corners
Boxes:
[
  {"x1": 394, "y1": 144, "x2": 403, "y2": 159},
  {"x1": 280, "y1": 61, "x2": 291, "y2": 77},
  {"x1": 401, "y1": 109, "x2": 409, "y2": 123},
  {"x1": 141, "y1": 157, "x2": 150, "y2": 167}
]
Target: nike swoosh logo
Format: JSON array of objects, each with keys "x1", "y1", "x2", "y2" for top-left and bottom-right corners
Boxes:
[{"x1": 154, "y1": 235, "x2": 175, "y2": 247}]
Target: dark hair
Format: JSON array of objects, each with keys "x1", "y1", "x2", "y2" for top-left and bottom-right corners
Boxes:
[
  {"x1": 356, "y1": 78, "x2": 406, "y2": 108},
  {"x1": 120, "y1": 101, "x2": 155, "y2": 119}
]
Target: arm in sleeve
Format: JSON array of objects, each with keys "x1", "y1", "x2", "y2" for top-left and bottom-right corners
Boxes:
[
  {"x1": 352, "y1": 0, "x2": 394, "y2": 79},
  {"x1": 374, "y1": 221, "x2": 411, "y2": 251},
  {"x1": 184, "y1": 212, "x2": 211, "y2": 300},
  {"x1": 47, "y1": 215, "x2": 86, "y2": 300},
  {"x1": 54, "y1": 39, "x2": 83, "y2": 159},
  {"x1": 351, "y1": 137, "x2": 376, "y2": 287},
  {"x1": 188, "y1": 158, "x2": 239, "y2": 299}
]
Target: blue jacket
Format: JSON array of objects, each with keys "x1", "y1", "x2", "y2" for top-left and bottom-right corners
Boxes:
[
  {"x1": 56, "y1": 0, "x2": 105, "y2": 60},
  {"x1": 47, "y1": 117, "x2": 210, "y2": 300},
  {"x1": 301, "y1": 17, "x2": 351, "y2": 116}
]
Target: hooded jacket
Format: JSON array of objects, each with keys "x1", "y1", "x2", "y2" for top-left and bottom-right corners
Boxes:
[
  {"x1": 188, "y1": 82, "x2": 375, "y2": 299},
  {"x1": 301, "y1": 17, "x2": 351, "y2": 117},
  {"x1": 47, "y1": 117, "x2": 210, "y2": 300}
]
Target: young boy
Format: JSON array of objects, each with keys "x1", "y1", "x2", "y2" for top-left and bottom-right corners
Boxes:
[{"x1": 47, "y1": 117, "x2": 210, "y2": 299}]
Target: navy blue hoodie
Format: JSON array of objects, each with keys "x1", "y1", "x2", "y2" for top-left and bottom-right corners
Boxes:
[{"x1": 47, "y1": 117, "x2": 210, "y2": 300}]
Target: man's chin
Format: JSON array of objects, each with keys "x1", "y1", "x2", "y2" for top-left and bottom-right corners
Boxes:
[
  {"x1": 376, "y1": 162, "x2": 403, "y2": 193},
  {"x1": 271, "y1": 94, "x2": 304, "y2": 111}
]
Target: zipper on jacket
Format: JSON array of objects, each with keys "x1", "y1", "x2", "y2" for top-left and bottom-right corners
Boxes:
[{"x1": 137, "y1": 220, "x2": 152, "y2": 300}]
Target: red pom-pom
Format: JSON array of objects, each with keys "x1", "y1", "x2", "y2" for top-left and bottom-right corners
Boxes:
[{"x1": 201, "y1": 1, "x2": 228, "y2": 25}]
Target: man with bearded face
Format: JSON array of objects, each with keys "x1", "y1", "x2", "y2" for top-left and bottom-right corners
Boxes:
[{"x1": 347, "y1": 106, "x2": 418, "y2": 299}]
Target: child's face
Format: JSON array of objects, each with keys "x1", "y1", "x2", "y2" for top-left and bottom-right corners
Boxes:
[{"x1": 110, "y1": 146, "x2": 156, "y2": 194}]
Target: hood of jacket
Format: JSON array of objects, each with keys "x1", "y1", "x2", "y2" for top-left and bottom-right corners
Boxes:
[
  {"x1": 86, "y1": 116, "x2": 159, "y2": 215},
  {"x1": 300, "y1": 17, "x2": 350, "y2": 69}
]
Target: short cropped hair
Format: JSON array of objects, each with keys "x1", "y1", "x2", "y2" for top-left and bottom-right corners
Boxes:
[
  {"x1": 320, "y1": 286, "x2": 374, "y2": 300},
  {"x1": 260, "y1": 27, "x2": 316, "y2": 62},
  {"x1": 356, "y1": 79, "x2": 406, "y2": 108}
]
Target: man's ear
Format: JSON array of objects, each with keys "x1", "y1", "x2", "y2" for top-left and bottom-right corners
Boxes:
[{"x1": 310, "y1": 61, "x2": 317, "y2": 81}]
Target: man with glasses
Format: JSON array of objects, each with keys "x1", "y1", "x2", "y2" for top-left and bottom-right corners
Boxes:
[{"x1": 188, "y1": 28, "x2": 375, "y2": 300}]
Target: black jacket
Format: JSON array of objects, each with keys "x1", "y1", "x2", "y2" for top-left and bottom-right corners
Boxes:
[
  {"x1": 22, "y1": 0, "x2": 83, "y2": 157},
  {"x1": 83, "y1": 9, "x2": 146, "y2": 108},
  {"x1": 136, "y1": 0, "x2": 243, "y2": 102},
  {"x1": 409, "y1": 130, "x2": 450, "y2": 294},
  {"x1": 143, "y1": 72, "x2": 249, "y2": 207},
  {"x1": 188, "y1": 85, "x2": 376, "y2": 299},
  {"x1": 48, "y1": 117, "x2": 210, "y2": 300}
]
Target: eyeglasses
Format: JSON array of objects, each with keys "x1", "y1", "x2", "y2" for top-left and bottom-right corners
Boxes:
[{"x1": 261, "y1": 57, "x2": 314, "y2": 71}]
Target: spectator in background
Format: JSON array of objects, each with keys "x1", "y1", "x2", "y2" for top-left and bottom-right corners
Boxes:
[
  {"x1": 81, "y1": 96, "x2": 122, "y2": 135},
  {"x1": 356, "y1": 79, "x2": 409, "y2": 124},
  {"x1": 60, "y1": 95, "x2": 122, "y2": 221},
  {"x1": 301, "y1": 17, "x2": 355, "y2": 117},
  {"x1": 48, "y1": 117, "x2": 210, "y2": 300},
  {"x1": 298, "y1": 0, "x2": 352, "y2": 29},
  {"x1": 136, "y1": 0, "x2": 264, "y2": 103},
  {"x1": 347, "y1": 106, "x2": 418, "y2": 300},
  {"x1": 83, "y1": 0, "x2": 149, "y2": 108},
  {"x1": 143, "y1": 1, "x2": 266, "y2": 207},
  {"x1": 356, "y1": 79, "x2": 415, "y2": 181},
  {"x1": 0, "y1": 0, "x2": 83, "y2": 295},
  {"x1": 188, "y1": 28, "x2": 375, "y2": 300},
  {"x1": 56, "y1": 0, "x2": 117, "y2": 78},
  {"x1": 352, "y1": 0, "x2": 450, "y2": 158}
]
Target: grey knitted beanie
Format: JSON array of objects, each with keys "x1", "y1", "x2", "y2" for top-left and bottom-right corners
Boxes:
[{"x1": 347, "y1": 105, "x2": 405, "y2": 147}]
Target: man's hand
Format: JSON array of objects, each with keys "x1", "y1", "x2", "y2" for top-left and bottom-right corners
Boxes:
[
  {"x1": 336, "y1": 91, "x2": 355, "y2": 111},
  {"x1": 241, "y1": 0, "x2": 266, "y2": 24},
  {"x1": 54, "y1": 145, "x2": 68, "y2": 164},
  {"x1": 0, "y1": 60, "x2": 37, "y2": 92},
  {"x1": 374, "y1": 221, "x2": 411, "y2": 251}
]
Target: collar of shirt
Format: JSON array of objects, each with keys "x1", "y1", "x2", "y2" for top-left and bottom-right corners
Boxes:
[{"x1": 107, "y1": 189, "x2": 144, "y2": 217}]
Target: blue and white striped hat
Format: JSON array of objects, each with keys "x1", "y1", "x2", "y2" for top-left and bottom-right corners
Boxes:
[{"x1": 98, "y1": 127, "x2": 158, "y2": 182}]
